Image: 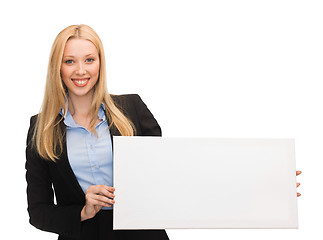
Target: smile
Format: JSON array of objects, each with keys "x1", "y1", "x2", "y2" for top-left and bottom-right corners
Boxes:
[{"x1": 72, "y1": 78, "x2": 90, "y2": 87}]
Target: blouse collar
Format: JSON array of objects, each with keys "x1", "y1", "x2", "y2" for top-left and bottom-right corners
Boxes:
[{"x1": 60, "y1": 100, "x2": 106, "y2": 129}]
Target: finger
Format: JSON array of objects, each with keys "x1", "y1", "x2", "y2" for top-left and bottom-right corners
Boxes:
[
  {"x1": 86, "y1": 185, "x2": 115, "y2": 197},
  {"x1": 93, "y1": 194, "x2": 115, "y2": 205},
  {"x1": 296, "y1": 182, "x2": 300, "y2": 188},
  {"x1": 87, "y1": 193, "x2": 114, "y2": 206},
  {"x1": 99, "y1": 188, "x2": 115, "y2": 199},
  {"x1": 87, "y1": 192, "x2": 115, "y2": 204},
  {"x1": 297, "y1": 192, "x2": 301, "y2": 197},
  {"x1": 95, "y1": 185, "x2": 115, "y2": 194},
  {"x1": 86, "y1": 196, "x2": 112, "y2": 207},
  {"x1": 86, "y1": 185, "x2": 102, "y2": 194},
  {"x1": 296, "y1": 170, "x2": 302, "y2": 176},
  {"x1": 104, "y1": 186, "x2": 115, "y2": 193}
]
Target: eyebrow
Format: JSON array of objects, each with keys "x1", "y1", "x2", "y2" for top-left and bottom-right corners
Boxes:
[{"x1": 63, "y1": 53, "x2": 97, "y2": 58}]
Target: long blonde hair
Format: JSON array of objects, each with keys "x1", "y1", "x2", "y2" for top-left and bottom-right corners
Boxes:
[{"x1": 33, "y1": 24, "x2": 135, "y2": 161}]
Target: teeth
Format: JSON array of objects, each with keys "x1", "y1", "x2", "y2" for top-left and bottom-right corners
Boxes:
[{"x1": 74, "y1": 79, "x2": 88, "y2": 84}]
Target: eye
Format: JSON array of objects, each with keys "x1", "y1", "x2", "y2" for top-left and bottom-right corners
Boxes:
[
  {"x1": 64, "y1": 59, "x2": 74, "y2": 64},
  {"x1": 86, "y1": 58, "x2": 95, "y2": 63}
]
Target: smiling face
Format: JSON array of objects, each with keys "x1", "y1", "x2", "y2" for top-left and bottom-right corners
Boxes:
[{"x1": 61, "y1": 38, "x2": 100, "y2": 99}]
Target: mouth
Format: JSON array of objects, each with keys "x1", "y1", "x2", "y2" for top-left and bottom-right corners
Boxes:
[{"x1": 72, "y1": 78, "x2": 90, "y2": 87}]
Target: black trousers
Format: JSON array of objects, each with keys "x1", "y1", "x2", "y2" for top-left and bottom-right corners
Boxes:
[{"x1": 59, "y1": 210, "x2": 169, "y2": 240}]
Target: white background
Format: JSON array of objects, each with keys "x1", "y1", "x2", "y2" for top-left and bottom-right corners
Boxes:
[{"x1": 0, "y1": 0, "x2": 322, "y2": 239}]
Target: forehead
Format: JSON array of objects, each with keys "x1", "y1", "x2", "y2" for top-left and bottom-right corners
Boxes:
[{"x1": 63, "y1": 38, "x2": 98, "y2": 56}]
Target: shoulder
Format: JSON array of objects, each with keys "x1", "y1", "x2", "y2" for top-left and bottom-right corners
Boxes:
[
  {"x1": 110, "y1": 93, "x2": 161, "y2": 136},
  {"x1": 110, "y1": 94, "x2": 146, "y2": 113},
  {"x1": 29, "y1": 114, "x2": 39, "y2": 126},
  {"x1": 26, "y1": 114, "x2": 39, "y2": 145},
  {"x1": 110, "y1": 93, "x2": 142, "y2": 105},
  {"x1": 27, "y1": 114, "x2": 40, "y2": 136}
]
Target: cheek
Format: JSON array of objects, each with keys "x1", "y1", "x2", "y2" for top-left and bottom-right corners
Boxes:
[
  {"x1": 61, "y1": 66, "x2": 72, "y2": 80},
  {"x1": 60, "y1": 67, "x2": 71, "y2": 86},
  {"x1": 61, "y1": 66, "x2": 67, "y2": 79},
  {"x1": 91, "y1": 62, "x2": 100, "y2": 77}
]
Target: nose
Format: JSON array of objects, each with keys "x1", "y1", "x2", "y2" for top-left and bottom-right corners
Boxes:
[{"x1": 75, "y1": 62, "x2": 86, "y2": 75}]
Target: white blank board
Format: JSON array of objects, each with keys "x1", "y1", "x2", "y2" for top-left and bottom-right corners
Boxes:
[{"x1": 113, "y1": 137, "x2": 298, "y2": 229}]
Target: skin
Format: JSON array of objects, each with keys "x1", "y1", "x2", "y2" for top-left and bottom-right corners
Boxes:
[
  {"x1": 61, "y1": 38, "x2": 101, "y2": 130},
  {"x1": 61, "y1": 38, "x2": 115, "y2": 221},
  {"x1": 60, "y1": 38, "x2": 302, "y2": 222}
]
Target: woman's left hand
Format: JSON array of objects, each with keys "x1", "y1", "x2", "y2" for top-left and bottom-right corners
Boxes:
[{"x1": 296, "y1": 170, "x2": 302, "y2": 197}]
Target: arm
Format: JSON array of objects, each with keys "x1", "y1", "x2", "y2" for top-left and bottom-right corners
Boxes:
[{"x1": 25, "y1": 116, "x2": 84, "y2": 239}]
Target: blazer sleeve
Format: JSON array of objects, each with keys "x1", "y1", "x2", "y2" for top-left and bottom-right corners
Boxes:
[
  {"x1": 25, "y1": 116, "x2": 84, "y2": 239},
  {"x1": 133, "y1": 94, "x2": 162, "y2": 137}
]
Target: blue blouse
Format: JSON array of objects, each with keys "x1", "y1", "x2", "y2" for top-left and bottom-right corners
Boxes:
[{"x1": 60, "y1": 103, "x2": 113, "y2": 210}]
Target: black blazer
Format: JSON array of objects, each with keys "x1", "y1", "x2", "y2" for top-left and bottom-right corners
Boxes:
[{"x1": 25, "y1": 94, "x2": 162, "y2": 239}]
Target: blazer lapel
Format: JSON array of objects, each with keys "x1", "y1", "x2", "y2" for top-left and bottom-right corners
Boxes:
[{"x1": 55, "y1": 124, "x2": 85, "y2": 200}]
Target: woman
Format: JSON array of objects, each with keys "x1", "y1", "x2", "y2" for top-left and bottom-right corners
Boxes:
[{"x1": 25, "y1": 24, "x2": 169, "y2": 240}]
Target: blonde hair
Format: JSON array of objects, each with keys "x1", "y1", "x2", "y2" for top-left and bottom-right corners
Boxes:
[{"x1": 33, "y1": 24, "x2": 135, "y2": 161}]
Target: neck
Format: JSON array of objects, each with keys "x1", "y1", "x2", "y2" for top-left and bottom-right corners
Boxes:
[{"x1": 67, "y1": 90, "x2": 94, "y2": 118}]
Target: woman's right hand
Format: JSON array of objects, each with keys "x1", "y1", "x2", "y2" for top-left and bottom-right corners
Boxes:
[{"x1": 81, "y1": 185, "x2": 115, "y2": 221}]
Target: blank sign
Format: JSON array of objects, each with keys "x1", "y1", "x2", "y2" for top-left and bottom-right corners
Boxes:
[{"x1": 113, "y1": 137, "x2": 298, "y2": 229}]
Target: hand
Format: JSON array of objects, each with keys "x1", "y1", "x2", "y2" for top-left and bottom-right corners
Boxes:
[
  {"x1": 81, "y1": 185, "x2": 115, "y2": 221},
  {"x1": 296, "y1": 170, "x2": 302, "y2": 197}
]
